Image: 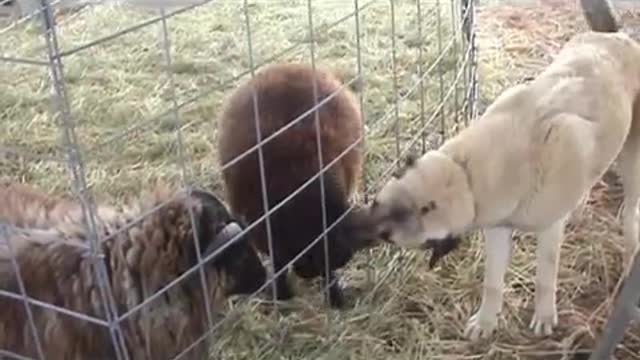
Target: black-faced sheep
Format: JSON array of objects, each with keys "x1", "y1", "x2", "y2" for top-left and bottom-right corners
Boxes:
[
  {"x1": 217, "y1": 62, "x2": 377, "y2": 308},
  {"x1": 0, "y1": 182, "x2": 267, "y2": 360}
]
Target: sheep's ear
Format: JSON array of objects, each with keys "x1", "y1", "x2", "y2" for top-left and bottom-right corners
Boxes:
[
  {"x1": 188, "y1": 188, "x2": 235, "y2": 257},
  {"x1": 204, "y1": 221, "x2": 244, "y2": 259},
  {"x1": 190, "y1": 189, "x2": 229, "y2": 222}
]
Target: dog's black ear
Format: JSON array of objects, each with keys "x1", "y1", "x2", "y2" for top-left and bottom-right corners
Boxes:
[
  {"x1": 423, "y1": 236, "x2": 462, "y2": 269},
  {"x1": 392, "y1": 153, "x2": 419, "y2": 179},
  {"x1": 404, "y1": 154, "x2": 416, "y2": 168},
  {"x1": 392, "y1": 164, "x2": 407, "y2": 179}
]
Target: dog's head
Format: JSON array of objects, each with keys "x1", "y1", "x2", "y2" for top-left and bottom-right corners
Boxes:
[{"x1": 368, "y1": 151, "x2": 474, "y2": 250}]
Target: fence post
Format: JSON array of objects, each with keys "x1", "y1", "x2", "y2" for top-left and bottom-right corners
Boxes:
[
  {"x1": 39, "y1": 0, "x2": 129, "y2": 358},
  {"x1": 589, "y1": 251, "x2": 640, "y2": 360}
]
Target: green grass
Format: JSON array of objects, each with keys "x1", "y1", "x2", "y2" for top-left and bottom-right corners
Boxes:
[
  {"x1": 5, "y1": 0, "x2": 636, "y2": 359},
  {"x1": 0, "y1": 0, "x2": 466, "y2": 202}
]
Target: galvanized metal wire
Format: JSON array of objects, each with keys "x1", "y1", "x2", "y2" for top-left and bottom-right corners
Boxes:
[
  {"x1": 0, "y1": 0, "x2": 479, "y2": 359},
  {"x1": 3, "y1": 0, "x2": 636, "y2": 358},
  {"x1": 40, "y1": 0, "x2": 129, "y2": 358}
]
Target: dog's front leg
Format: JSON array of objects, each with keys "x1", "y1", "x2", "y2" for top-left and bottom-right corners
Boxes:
[
  {"x1": 530, "y1": 216, "x2": 566, "y2": 336},
  {"x1": 464, "y1": 226, "x2": 513, "y2": 340}
]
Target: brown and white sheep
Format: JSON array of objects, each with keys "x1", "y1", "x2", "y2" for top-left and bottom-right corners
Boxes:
[
  {"x1": 0, "y1": 181, "x2": 107, "y2": 229},
  {"x1": 217, "y1": 62, "x2": 377, "y2": 308},
  {"x1": 0, "y1": 182, "x2": 267, "y2": 360}
]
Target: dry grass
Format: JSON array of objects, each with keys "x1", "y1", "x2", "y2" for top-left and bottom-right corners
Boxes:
[{"x1": 2, "y1": 0, "x2": 640, "y2": 359}]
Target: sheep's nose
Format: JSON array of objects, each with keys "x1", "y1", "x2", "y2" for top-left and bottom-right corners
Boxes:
[{"x1": 379, "y1": 230, "x2": 391, "y2": 243}]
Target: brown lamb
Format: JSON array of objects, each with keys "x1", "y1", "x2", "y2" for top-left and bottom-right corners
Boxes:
[{"x1": 218, "y1": 62, "x2": 377, "y2": 308}]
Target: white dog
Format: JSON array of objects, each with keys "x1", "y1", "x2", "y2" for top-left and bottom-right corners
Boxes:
[{"x1": 368, "y1": 0, "x2": 640, "y2": 340}]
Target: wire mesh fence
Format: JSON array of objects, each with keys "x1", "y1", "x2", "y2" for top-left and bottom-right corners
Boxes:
[{"x1": 0, "y1": 0, "x2": 477, "y2": 358}]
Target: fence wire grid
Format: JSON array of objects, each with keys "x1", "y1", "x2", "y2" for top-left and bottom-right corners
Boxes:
[{"x1": 0, "y1": 0, "x2": 478, "y2": 359}]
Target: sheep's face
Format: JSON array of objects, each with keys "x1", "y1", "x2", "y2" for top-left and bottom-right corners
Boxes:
[
  {"x1": 210, "y1": 222, "x2": 267, "y2": 296},
  {"x1": 192, "y1": 190, "x2": 267, "y2": 296},
  {"x1": 293, "y1": 206, "x2": 379, "y2": 279}
]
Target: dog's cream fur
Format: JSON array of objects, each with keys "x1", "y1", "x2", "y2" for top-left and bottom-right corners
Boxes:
[{"x1": 369, "y1": 0, "x2": 640, "y2": 340}]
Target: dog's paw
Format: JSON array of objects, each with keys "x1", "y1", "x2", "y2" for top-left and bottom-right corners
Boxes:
[
  {"x1": 529, "y1": 308, "x2": 557, "y2": 336},
  {"x1": 464, "y1": 310, "x2": 498, "y2": 340}
]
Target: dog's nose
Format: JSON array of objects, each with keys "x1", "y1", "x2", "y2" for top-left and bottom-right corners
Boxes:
[{"x1": 379, "y1": 230, "x2": 391, "y2": 243}]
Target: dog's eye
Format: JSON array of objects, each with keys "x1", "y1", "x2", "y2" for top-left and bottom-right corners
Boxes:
[
  {"x1": 379, "y1": 230, "x2": 391, "y2": 242},
  {"x1": 420, "y1": 201, "x2": 437, "y2": 215}
]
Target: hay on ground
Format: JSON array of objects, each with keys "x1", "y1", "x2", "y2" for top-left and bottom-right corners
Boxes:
[{"x1": 1, "y1": 0, "x2": 640, "y2": 358}]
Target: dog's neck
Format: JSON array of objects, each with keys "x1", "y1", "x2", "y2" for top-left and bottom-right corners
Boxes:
[
  {"x1": 433, "y1": 148, "x2": 478, "y2": 231},
  {"x1": 438, "y1": 124, "x2": 535, "y2": 230},
  {"x1": 438, "y1": 127, "x2": 523, "y2": 230}
]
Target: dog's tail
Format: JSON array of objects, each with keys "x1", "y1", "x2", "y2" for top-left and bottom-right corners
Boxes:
[{"x1": 579, "y1": 0, "x2": 620, "y2": 33}]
